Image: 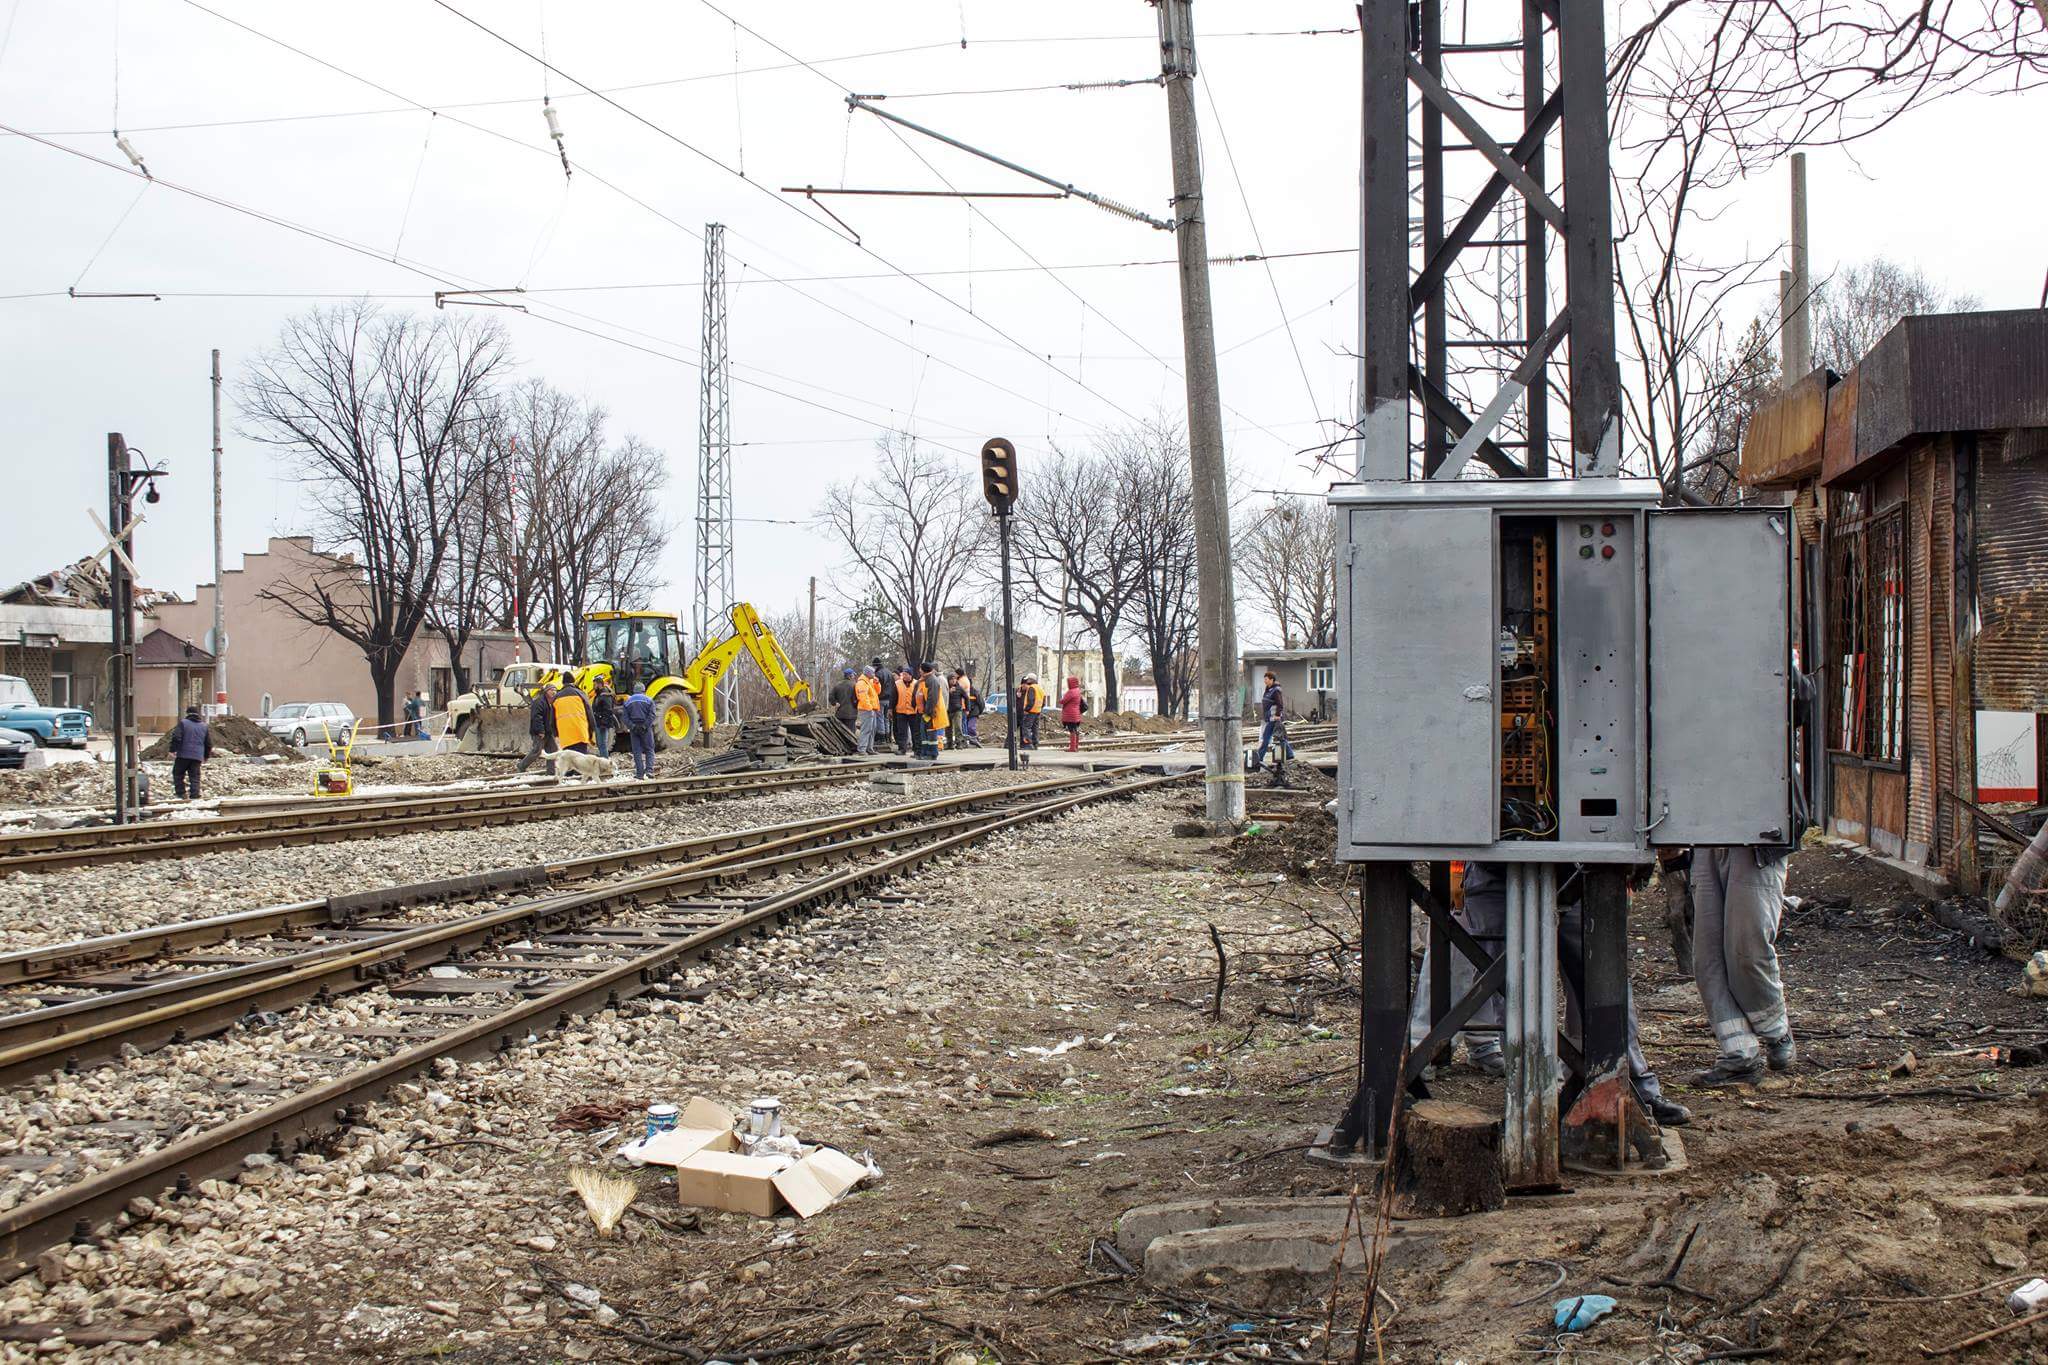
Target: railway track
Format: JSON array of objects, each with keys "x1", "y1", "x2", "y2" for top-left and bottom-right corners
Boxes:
[
  {"x1": 0, "y1": 762, "x2": 880, "y2": 875},
  {"x1": 0, "y1": 766, "x2": 1178, "y2": 1278},
  {"x1": 1073, "y1": 723, "x2": 1338, "y2": 752}
]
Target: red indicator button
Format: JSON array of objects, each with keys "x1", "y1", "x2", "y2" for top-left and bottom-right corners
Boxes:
[
  {"x1": 1600, "y1": 521, "x2": 1615, "y2": 536},
  {"x1": 1600, "y1": 544, "x2": 1615, "y2": 560}
]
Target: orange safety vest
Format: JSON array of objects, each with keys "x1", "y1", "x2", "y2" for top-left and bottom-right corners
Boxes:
[
  {"x1": 1021, "y1": 682, "x2": 1043, "y2": 715},
  {"x1": 893, "y1": 677, "x2": 920, "y2": 715},
  {"x1": 854, "y1": 675, "x2": 882, "y2": 711},
  {"x1": 552, "y1": 690, "x2": 591, "y2": 749},
  {"x1": 927, "y1": 680, "x2": 948, "y2": 730}
]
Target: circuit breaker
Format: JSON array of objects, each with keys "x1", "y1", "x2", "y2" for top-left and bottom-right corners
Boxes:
[{"x1": 1330, "y1": 478, "x2": 1792, "y2": 863}]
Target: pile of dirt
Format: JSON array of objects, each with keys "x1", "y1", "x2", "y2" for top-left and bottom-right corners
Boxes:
[
  {"x1": 142, "y1": 714, "x2": 299, "y2": 760},
  {"x1": 1260, "y1": 757, "x2": 1336, "y2": 793},
  {"x1": 1230, "y1": 803, "x2": 1347, "y2": 882}
]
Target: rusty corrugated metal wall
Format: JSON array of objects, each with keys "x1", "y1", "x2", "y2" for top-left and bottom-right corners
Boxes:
[
  {"x1": 1906, "y1": 444, "x2": 1936, "y2": 861},
  {"x1": 1976, "y1": 429, "x2": 2048, "y2": 712}
]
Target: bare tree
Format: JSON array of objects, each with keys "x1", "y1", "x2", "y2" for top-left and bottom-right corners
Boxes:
[
  {"x1": 487, "y1": 381, "x2": 669, "y2": 662},
  {"x1": 238, "y1": 302, "x2": 507, "y2": 727},
  {"x1": 818, "y1": 434, "x2": 991, "y2": 665},
  {"x1": 1235, "y1": 499, "x2": 1336, "y2": 650},
  {"x1": 1013, "y1": 445, "x2": 1143, "y2": 712},
  {"x1": 1118, "y1": 420, "x2": 1201, "y2": 721},
  {"x1": 1812, "y1": 258, "x2": 1981, "y2": 372}
]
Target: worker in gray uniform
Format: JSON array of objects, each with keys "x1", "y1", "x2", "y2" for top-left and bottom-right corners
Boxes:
[
  {"x1": 1689, "y1": 672, "x2": 1814, "y2": 1085},
  {"x1": 1408, "y1": 861, "x2": 1692, "y2": 1127}
]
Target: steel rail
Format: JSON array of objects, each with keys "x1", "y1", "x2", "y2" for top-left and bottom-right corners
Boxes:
[
  {"x1": 0, "y1": 763, "x2": 878, "y2": 873},
  {"x1": 0, "y1": 771, "x2": 1107, "y2": 987},
  {"x1": 0, "y1": 769, "x2": 1183, "y2": 1281},
  {"x1": 0, "y1": 774, "x2": 1116, "y2": 1068}
]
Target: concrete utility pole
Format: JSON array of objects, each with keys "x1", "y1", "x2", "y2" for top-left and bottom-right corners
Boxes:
[
  {"x1": 807, "y1": 574, "x2": 819, "y2": 692},
  {"x1": 1155, "y1": 0, "x2": 1244, "y2": 827},
  {"x1": 210, "y1": 349, "x2": 226, "y2": 709},
  {"x1": 1780, "y1": 152, "x2": 1812, "y2": 382}
]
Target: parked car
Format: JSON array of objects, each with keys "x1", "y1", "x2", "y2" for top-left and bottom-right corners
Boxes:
[
  {"x1": 0, "y1": 725, "x2": 33, "y2": 769},
  {"x1": 0, "y1": 674, "x2": 92, "y2": 747},
  {"x1": 257, "y1": 702, "x2": 357, "y2": 747}
]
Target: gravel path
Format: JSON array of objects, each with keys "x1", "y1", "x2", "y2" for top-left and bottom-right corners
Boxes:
[{"x1": 0, "y1": 786, "x2": 1192, "y2": 1359}]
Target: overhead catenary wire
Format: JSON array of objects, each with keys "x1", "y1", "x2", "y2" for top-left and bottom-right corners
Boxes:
[
  {"x1": 157, "y1": 0, "x2": 1119, "y2": 440},
  {"x1": 425, "y1": 0, "x2": 1152, "y2": 428},
  {"x1": 0, "y1": 121, "x2": 986, "y2": 455},
  {"x1": 1199, "y1": 73, "x2": 1325, "y2": 432},
  {"x1": 697, "y1": 0, "x2": 1304, "y2": 450}
]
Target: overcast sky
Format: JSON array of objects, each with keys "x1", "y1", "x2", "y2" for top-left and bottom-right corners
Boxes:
[{"x1": 2, "y1": 1, "x2": 2041, "y2": 648}]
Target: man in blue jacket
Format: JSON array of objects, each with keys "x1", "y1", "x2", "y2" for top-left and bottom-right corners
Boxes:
[
  {"x1": 621, "y1": 682, "x2": 658, "y2": 779},
  {"x1": 168, "y1": 706, "x2": 213, "y2": 799}
]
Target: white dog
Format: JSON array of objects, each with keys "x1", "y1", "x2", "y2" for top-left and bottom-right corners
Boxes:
[{"x1": 542, "y1": 748, "x2": 613, "y2": 782}]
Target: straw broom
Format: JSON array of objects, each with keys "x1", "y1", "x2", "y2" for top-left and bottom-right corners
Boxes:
[{"x1": 569, "y1": 1167, "x2": 638, "y2": 1237}]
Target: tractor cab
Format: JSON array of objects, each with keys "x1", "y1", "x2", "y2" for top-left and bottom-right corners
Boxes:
[{"x1": 583, "y1": 612, "x2": 684, "y2": 694}]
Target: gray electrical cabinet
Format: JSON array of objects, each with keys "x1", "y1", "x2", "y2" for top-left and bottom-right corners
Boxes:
[{"x1": 1330, "y1": 478, "x2": 1792, "y2": 864}]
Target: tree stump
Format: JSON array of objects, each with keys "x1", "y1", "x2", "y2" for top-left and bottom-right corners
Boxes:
[{"x1": 1389, "y1": 1099, "x2": 1506, "y2": 1219}]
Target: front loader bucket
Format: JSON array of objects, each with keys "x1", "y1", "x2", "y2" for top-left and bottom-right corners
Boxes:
[{"x1": 454, "y1": 705, "x2": 535, "y2": 757}]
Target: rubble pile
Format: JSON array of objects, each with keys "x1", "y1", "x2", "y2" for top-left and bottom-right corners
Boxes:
[{"x1": 142, "y1": 715, "x2": 299, "y2": 761}]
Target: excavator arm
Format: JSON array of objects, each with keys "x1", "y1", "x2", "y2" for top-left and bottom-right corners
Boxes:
[{"x1": 677, "y1": 602, "x2": 813, "y2": 735}]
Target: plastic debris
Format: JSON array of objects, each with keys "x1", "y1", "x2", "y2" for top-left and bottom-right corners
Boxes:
[{"x1": 1553, "y1": 1294, "x2": 1618, "y2": 1331}]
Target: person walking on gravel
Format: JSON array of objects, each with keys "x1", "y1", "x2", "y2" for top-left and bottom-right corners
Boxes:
[
  {"x1": 1059, "y1": 675, "x2": 1085, "y2": 752},
  {"x1": 1251, "y1": 671, "x2": 1295, "y2": 771},
  {"x1": 517, "y1": 682, "x2": 559, "y2": 775},
  {"x1": 168, "y1": 705, "x2": 212, "y2": 799},
  {"x1": 622, "y1": 682, "x2": 658, "y2": 780}
]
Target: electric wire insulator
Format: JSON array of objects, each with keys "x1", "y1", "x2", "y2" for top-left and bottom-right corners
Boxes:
[
  {"x1": 543, "y1": 102, "x2": 563, "y2": 144},
  {"x1": 114, "y1": 133, "x2": 151, "y2": 179}
]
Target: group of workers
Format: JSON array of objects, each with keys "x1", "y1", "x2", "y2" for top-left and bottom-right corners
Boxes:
[
  {"x1": 826, "y1": 662, "x2": 1090, "y2": 757},
  {"x1": 518, "y1": 673, "x2": 661, "y2": 779}
]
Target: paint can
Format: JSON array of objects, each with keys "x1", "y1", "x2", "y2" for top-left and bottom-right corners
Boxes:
[
  {"x1": 747, "y1": 1097, "x2": 783, "y2": 1138},
  {"x1": 646, "y1": 1103, "x2": 680, "y2": 1139}
]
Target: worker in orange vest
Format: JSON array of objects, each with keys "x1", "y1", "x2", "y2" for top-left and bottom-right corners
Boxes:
[
  {"x1": 552, "y1": 680, "x2": 593, "y2": 757},
  {"x1": 920, "y1": 661, "x2": 948, "y2": 755},
  {"x1": 853, "y1": 666, "x2": 884, "y2": 755},
  {"x1": 1014, "y1": 674, "x2": 1044, "y2": 750},
  {"x1": 891, "y1": 665, "x2": 921, "y2": 756}
]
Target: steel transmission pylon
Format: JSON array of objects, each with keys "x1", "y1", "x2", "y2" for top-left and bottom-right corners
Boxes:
[{"x1": 694, "y1": 222, "x2": 736, "y2": 728}]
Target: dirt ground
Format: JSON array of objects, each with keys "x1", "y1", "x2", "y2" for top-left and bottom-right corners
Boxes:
[{"x1": 12, "y1": 788, "x2": 2048, "y2": 1362}]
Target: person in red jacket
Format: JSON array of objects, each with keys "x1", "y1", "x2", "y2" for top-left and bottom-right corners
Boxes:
[{"x1": 1059, "y1": 675, "x2": 1085, "y2": 752}]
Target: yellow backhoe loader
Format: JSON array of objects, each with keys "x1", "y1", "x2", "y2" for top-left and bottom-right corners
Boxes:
[{"x1": 446, "y1": 603, "x2": 812, "y2": 755}]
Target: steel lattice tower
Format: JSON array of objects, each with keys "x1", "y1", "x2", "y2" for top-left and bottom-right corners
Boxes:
[{"x1": 694, "y1": 222, "x2": 736, "y2": 724}]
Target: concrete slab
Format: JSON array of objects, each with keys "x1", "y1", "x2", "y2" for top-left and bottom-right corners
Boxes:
[
  {"x1": 1141, "y1": 1220, "x2": 1437, "y2": 1301},
  {"x1": 1115, "y1": 1196, "x2": 1359, "y2": 1261}
]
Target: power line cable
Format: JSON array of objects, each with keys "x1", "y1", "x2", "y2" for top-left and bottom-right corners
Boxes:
[
  {"x1": 423, "y1": 0, "x2": 1149, "y2": 426},
  {"x1": 0, "y1": 119, "x2": 987, "y2": 453},
  {"x1": 1199, "y1": 73, "x2": 1324, "y2": 430},
  {"x1": 706, "y1": 0, "x2": 1300, "y2": 451},
  {"x1": 168, "y1": 0, "x2": 1112, "y2": 437}
]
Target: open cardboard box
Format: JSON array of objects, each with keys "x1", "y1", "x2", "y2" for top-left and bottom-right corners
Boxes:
[{"x1": 621, "y1": 1096, "x2": 871, "y2": 1218}]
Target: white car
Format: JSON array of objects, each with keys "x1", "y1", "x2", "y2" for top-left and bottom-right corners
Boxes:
[{"x1": 258, "y1": 702, "x2": 357, "y2": 747}]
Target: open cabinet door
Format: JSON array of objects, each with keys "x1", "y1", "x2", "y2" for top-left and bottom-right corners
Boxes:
[
  {"x1": 1646, "y1": 508, "x2": 1794, "y2": 845},
  {"x1": 1340, "y1": 504, "x2": 1497, "y2": 849}
]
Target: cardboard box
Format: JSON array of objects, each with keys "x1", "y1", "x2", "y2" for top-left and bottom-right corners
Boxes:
[
  {"x1": 619, "y1": 1095, "x2": 740, "y2": 1168},
  {"x1": 673, "y1": 1150, "x2": 794, "y2": 1217},
  {"x1": 771, "y1": 1147, "x2": 869, "y2": 1219}
]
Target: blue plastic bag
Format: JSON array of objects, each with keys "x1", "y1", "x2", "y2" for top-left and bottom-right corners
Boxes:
[{"x1": 1553, "y1": 1294, "x2": 1618, "y2": 1332}]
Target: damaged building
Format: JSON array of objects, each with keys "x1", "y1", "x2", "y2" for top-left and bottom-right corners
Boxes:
[
  {"x1": 1738, "y1": 308, "x2": 2048, "y2": 894},
  {"x1": 0, "y1": 558, "x2": 184, "y2": 718}
]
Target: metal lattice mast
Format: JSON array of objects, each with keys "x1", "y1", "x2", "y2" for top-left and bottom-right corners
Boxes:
[{"x1": 694, "y1": 222, "x2": 736, "y2": 721}]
